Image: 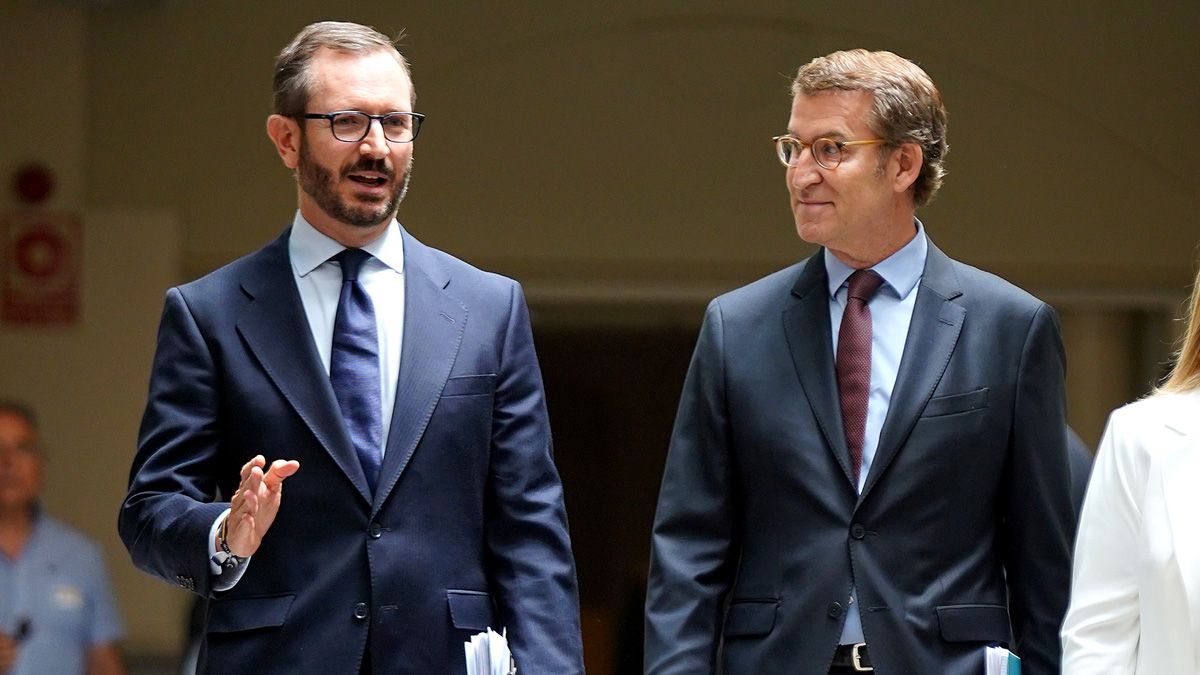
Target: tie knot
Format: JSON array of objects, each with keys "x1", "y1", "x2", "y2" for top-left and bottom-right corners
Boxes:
[
  {"x1": 846, "y1": 269, "x2": 883, "y2": 302},
  {"x1": 334, "y1": 248, "x2": 372, "y2": 282}
]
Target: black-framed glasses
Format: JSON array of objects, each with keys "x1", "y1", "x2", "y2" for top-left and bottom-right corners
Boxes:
[
  {"x1": 301, "y1": 111, "x2": 425, "y2": 143},
  {"x1": 772, "y1": 135, "x2": 887, "y2": 170}
]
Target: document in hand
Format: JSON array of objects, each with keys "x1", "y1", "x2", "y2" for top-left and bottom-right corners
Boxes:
[
  {"x1": 464, "y1": 627, "x2": 516, "y2": 675},
  {"x1": 984, "y1": 644, "x2": 1021, "y2": 674}
]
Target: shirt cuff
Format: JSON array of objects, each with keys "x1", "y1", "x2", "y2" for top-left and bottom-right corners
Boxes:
[{"x1": 208, "y1": 508, "x2": 251, "y2": 591}]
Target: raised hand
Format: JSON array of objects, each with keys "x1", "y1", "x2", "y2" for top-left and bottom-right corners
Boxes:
[{"x1": 221, "y1": 455, "x2": 300, "y2": 557}]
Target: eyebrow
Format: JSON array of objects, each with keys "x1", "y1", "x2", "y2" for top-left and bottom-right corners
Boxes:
[{"x1": 786, "y1": 129, "x2": 850, "y2": 141}]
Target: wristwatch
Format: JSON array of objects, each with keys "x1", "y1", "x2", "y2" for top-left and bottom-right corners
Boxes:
[{"x1": 211, "y1": 516, "x2": 247, "y2": 572}]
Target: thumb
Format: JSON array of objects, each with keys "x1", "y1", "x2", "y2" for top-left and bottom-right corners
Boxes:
[{"x1": 262, "y1": 459, "x2": 300, "y2": 490}]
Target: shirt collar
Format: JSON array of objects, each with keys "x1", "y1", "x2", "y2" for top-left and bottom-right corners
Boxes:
[
  {"x1": 1, "y1": 505, "x2": 46, "y2": 563},
  {"x1": 824, "y1": 219, "x2": 928, "y2": 300},
  {"x1": 288, "y1": 211, "x2": 406, "y2": 277}
]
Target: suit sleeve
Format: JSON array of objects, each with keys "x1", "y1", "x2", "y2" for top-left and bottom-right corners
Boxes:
[
  {"x1": 1060, "y1": 410, "x2": 1143, "y2": 674},
  {"x1": 1002, "y1": 302, "x2": 1074, "y2": 675},
  {"x1": 645, "y1": 300, "x2": 737, "y2": 675},
  {"x1": 118, "y1": 287, "x2": 228, "y2": 596},
  {"x1": 484, "y1": 281, "x2": 585, "y2": 674}
]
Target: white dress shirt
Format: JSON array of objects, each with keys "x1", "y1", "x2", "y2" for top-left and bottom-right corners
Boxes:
[{"x1": 288, "y1": 210, "x2": 406, "y2": 445}]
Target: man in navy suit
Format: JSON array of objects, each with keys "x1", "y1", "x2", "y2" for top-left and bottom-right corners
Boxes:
[
  {"x1": 645, "y1": 50, "x2": 1072, "y2": 674},
  {"x1": 119, "y1": 21, "x2": 583, "y2": 674}
]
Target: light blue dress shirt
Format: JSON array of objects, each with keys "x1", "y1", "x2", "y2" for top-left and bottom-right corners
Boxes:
[
  {"x1": 288, "y1": 210, "x2": 407, "y2": 450},
  {"x1": 827, "y1": 221, "x2": 928, "y2": 645},
  {"x1": 209, "y1": 212, "x2": 407, "y2": 587},
  {"x1": 0, "y1": 511, "x2": 125, "y2": 675}
]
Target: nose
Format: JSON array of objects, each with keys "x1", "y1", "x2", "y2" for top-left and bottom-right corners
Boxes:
[
  {"x1": 788, "y1": 152, "x2": 822, "y2": 192},
  {"x1": 357, "y1": 119, "x2": 389, "y2": 159}
]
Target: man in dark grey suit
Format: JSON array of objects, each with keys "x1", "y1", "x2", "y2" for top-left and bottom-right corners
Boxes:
[{"x1": 645, "y1": 49, "x2": 1072, "y2": 675}]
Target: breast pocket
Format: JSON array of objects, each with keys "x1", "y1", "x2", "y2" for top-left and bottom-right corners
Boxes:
[
  {"x1": 441, "y1": 374, "x2": 496, "y2": 398},
  {"x1": 921, "y1": 387, "x2": 989, "y2": 418},
  {"x1": 39, "y1": 582, "x2": 87, "y2": 637}
]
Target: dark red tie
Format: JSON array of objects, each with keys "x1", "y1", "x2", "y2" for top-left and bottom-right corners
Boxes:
[{"x1": 836, "y1": 269, "x2": 883, "y2": 485}]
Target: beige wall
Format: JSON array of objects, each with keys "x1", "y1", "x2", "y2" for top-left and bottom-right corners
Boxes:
[
  {"x1": 81, "y1": 2, "x2": 1199, "y2": 288},
  {"x1": 2, "y1": 0, "x2": 1197, "y2": 660},
  {"x1": 0, "y1": 5, "x2": 86, "y2": 212}
]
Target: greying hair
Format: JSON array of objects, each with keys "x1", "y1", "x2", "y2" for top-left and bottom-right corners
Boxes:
[
  {"x1": 273, "y1": 21, "x2": 413, "y2": 117},
  {"x1": 792, "y1": 49, "x2": 948, "y2": 207}
]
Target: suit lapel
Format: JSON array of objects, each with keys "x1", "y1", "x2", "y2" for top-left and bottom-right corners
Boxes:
[
  {"x1": 860, "y1": 243, "x2": 964, "y2": 503},
  {"x1": 783, "y1": 255, "x2": 856, "y2": 487},
  {"x1": 235, "y1": 230, "x2": 372, "y2": 504},
  {"x1": 1160, "y1": 391, "x2": 1200, "y2": 644},
  {"x1": 372, "y1": 231, "x2": 467, "y2": 513}
]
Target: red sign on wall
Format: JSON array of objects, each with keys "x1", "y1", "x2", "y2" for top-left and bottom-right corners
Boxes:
[{"x1": 2, "y1": 212, "x2": 82, "y2": 325}]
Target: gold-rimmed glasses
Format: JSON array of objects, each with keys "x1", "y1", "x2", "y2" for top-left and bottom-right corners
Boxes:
[{"x1": 772, "y1": 135, "x2": 888, "y2": 170}]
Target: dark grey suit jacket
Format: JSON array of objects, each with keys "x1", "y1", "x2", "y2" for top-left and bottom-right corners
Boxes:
[
  {"x1": 646, "y1": 241, "x2": 1073, "y2": 675},
  {"x1": 120, "y1": 227, "x2": 583, "y2": 674}
]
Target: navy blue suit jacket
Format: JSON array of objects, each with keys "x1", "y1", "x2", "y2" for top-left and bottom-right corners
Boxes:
[
  {"x1": 119, "y1": 228, "x2": 583, "y2": 674},
  {"x1": 646, "y1": 242, "x2": 1073, "y2": 675}
]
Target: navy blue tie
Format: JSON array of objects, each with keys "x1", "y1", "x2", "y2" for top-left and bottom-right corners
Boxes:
[{"x1": 330, "y1": 248, "x2": 382, "y2": 493}]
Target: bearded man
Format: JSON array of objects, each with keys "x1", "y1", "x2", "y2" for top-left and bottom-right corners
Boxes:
[{"x1": 119, "y1": 21, "x2": 583, "y2": 675}]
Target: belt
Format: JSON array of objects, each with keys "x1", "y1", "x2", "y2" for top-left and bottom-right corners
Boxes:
[{"x1": 829, "y1": 642, "x2": 873, "y2": 672}]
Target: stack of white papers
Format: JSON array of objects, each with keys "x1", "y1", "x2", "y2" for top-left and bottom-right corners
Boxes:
[
  {"x1": 464, "y1": 627, "x2": 516, "y2": 675},
  {"x1": 984, "y1": 644, "x2": 1021, "y2": 674}
]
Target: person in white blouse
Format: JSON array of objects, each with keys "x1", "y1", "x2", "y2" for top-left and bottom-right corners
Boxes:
[{"x1": 1061, "y1": 262, "x2": 1200, "y2": 674}]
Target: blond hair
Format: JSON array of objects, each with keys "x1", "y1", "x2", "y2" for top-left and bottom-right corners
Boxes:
[{"x1": 1161, "y1": 261, "x2": 1200, "y2": 392}]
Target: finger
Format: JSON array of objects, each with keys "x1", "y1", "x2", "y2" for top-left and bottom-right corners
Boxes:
[
  {"x1": 262, "y1": 459, "x2": 301, "y2": 490},
  {"x1": 244, "y1": 465, "x2": 264, "y2": 496},
  {"x1": 242, "y1": 487, "x2": 259, "y2": 514},
  {"x1": 239, "y1": 455, "x2": 267, "y2": 482},
  {"x1": 228, "y1": 510, "x2": 257, "y2": 556},
  {"x1": 226, "y1": 488, "x2": 256, "y2": 540}
]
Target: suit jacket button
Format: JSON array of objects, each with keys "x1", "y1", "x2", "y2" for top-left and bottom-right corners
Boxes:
[
  {"x1": 850, "y1": 523, "x2": 867, "y2": 540},
  {"x1": 827, "y1": 602, "x2": 843, "y2": 618},
  {"x1": 353, "y1": 603, "x2": 369, "y2": 620},
  {"x1": 368, "y1": 522, "x2": 383, "y2": 539}
]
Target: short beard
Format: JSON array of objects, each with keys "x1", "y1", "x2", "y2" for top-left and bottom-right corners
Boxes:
[{"x1": 297, "y1": 139, "x2": 413, "y2": 229}]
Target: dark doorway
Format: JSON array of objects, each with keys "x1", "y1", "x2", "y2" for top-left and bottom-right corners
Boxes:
[{"x1": 535, "y1": 323, "x2": 698, "y2": 674}]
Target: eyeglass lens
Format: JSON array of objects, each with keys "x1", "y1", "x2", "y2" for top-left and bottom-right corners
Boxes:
[
  {"x1": 330, "y1": 112, "x2": 418, "y2": 143},
  {"x1": 778, "y1": 138, "x2": 843, "y2": 169}
]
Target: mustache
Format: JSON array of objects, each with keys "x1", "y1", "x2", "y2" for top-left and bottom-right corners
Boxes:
[{"x1": 343, "y1": 158, "x2": 394, "y2": 179}]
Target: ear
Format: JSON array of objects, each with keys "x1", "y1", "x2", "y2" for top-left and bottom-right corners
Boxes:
[
  {"x1": 266, "y1": 114, "x2": 302, "y2": 170},
  {"x1": 890, "y1": 142, "x2": 923, "y2": 196}
]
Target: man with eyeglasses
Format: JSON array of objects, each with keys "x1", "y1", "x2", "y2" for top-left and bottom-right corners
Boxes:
[
  {"x1": 119, "y1": 21, "x2": 583, "y2": 675},
  {"x1": 646, "y1": 50, "x2": 1071, "y2": 675}
]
